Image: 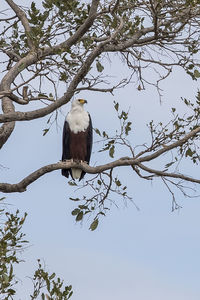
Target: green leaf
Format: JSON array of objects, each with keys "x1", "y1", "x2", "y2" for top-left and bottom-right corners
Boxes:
[
  {"x1": 76, "y1": 211, "x2": 83, "y2": 221},
  {"x1": 114, "y1": 102, "x2": 119, "y2": 111},
  {"x1": 42, "y1": 128, "x2": 49, "y2": 136},
  {"x1": 89, "y1": 218, "x2": 99, "y2": 231},
  {"x1": 194, "y1": 69, "x2": 200, "y2": 78},
  {"x1": 96, "y1": 61, "x2": 104, "y2": 72},
  {"x1": 3, "y1": 274, "x2": 9, "y2": 284},
  {"x1": 7, "y1": 289, "x2": 15, "y2": 295},
  {"x1": 41, "y1": 293, "x2": 45, "y2": 300},
  {"x1": 102, "y1": 131, "x2": 108, "y2": 138},
  {"x1": 78, "y1": 205, "x2": 88, "y2": 209},
  {"x1": 94, "y1": 128, "x2": 101, "y2": 136},
  {"x1": 69, "y1": 291, "x2": 73, "y2": 298},
  {"x1": 68, "y1": 181, "x2": 77, "y2": 186},
  {"x1": 184, "y1": 98, "x2": 190, "y2": 105},
  {"x1": 115, "y1": 179, "x2": 121, "y2": 186},
  {"x1": 185, "y1": 148, "x2": 193, "y2": 157},
  {"x1": 109, "y1": 145, "x2": 115, "y2": 158},
  {"x1": 60, "y1": 71, "x2": 68, "y2": 81},
  {"x1": 0, "y1": 197, "x2": 6, "y2": 201},
  {"x1": 71, "y1": 208, "x2": 80, "y2": 215},
  {"x1": 125, "y1": 121, "x2": 132, "y2": 135},
  {"x1": 165, "y1": 161, "x2": 175, "y2": 168},
  {"x1": 49, "y1": 272, "x2": 56, "y2": 280}
]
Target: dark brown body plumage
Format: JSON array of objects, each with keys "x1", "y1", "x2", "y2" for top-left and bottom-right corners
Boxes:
[{"x1": 69, "y1": 130, "x2": 88, "y2": 161}]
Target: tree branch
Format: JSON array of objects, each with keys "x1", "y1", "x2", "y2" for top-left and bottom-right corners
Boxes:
[
  {"x1": 1, "y1": 124, "x2": 200, "y2": 193},
  {"x1": 138, "y1": 163, "x2": 200, "y2": 184},
  {"x1": 0, "y1": 13, "x2": 124, "y2": 124},
  {"x1": 0, "y1": 0, "x2": 100, "y2": 149},
  {"x1": 1, "y1": 152, "x2": 200, "y2": 194},
  {"x1": 6, "y1": 0, "x2": 35, "y2": 50},
  {"x1": 0, "y1": 52, "x2": 38, "y2": 148},
  {"x1": 139, "y1": 126, "x2": 200, "y2": 162},
  {"x1": 39, "y1": 0, "x2": 100, "y2": 58}
]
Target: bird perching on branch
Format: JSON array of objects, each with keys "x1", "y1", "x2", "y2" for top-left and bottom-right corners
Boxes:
[{"x1": 61, "y1": 99, "x2": 93, "y2": 180}]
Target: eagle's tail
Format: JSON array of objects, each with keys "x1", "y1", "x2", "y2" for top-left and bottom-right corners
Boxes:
[
  {"x1": 61, "y1": 169, "x2": 69, "y2": 178},
  {"x1": 71, "y1": 168, "x2": 82, "y2": 180}
]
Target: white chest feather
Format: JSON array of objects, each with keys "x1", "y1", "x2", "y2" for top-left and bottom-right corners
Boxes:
[{"x1": 66, "y1": 107, "x2": 89, "y2": 134}]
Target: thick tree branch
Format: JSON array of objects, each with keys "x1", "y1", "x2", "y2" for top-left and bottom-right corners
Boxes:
[
  {"x1": 0, "y1": 47, "x2": 102, "y2": 122},
  {"x1": 0, "y1": 14, "x2": 123, "y2": 124},
  {"x1": 1, "y1": 155, "x2": 200, "y2": 193},
  {"x1": 0, "y1": 52, "x2": 38, "y2": 148},
  {"x1": 0, "y1": 0, "x2": 100, "y2": 149},
  {"x1": 1, "y1": 125, "x2": 200, "y2": 193},
  {"x1": 1, "y1": 0, "x2": 200, "y2": 192}
]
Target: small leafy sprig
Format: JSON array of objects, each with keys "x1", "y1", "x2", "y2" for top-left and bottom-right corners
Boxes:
[
  {"x1": 69, "y1": 171, "x2": 132, "y2": 231},
  {"x1": 30, "y1": 259, "x2": 73, "y2": 300},
  {"x1": 0, "y1": 204, "x2": 28, "y2": 298},
  {"x1": 95, "y1": 101, "x2": 133, "y2": 159},
  {"x1": 146, "y1": 96, "x2": 200, "y2": 169}
]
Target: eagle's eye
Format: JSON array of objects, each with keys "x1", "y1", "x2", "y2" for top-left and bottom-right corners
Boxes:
[{"x1": 78, "y1": 99, "x2": 87, "y2": 104}]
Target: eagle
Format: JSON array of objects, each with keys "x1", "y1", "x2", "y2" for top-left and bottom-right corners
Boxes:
[{"x1": 61, "y1": 99, "x2": 93, "y2": 180}]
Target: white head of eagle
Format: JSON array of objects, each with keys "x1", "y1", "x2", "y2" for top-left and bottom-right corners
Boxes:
[{"x1": 61, "y1": 99, "x2": 93, "y2": 181}]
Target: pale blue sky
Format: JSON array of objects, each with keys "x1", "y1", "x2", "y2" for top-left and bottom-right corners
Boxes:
[{"x1": 1, "y1": 1, "x2": 200, "y2": 299}]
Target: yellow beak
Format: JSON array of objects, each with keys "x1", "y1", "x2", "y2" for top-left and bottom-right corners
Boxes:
[{"x1": 79, "y1": 99, "x2": 87, "y2": 104}]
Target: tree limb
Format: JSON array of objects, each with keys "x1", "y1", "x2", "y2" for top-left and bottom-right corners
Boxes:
[
  {"x1": 1, "y1": 125, "x2": 200, "y2": 193},
  {"x1": 0, "y1": 0, "x2": 100, "y2": 149},
  {"x1": 1, "y1": 154, "x2": 200, "y2": 193},
  {"x1": 0, "y1": 52, "x2": 38, "y2": 148},
  {"x1": 0, "y1": 13, "x2": 123, "y2": 124}
]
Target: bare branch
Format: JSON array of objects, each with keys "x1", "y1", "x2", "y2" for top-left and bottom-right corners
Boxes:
[
  {"x1": 0, "y1": 14, "x2": 17, "y2": 21},
  {"x1": 138, "y1": 163, "x2": 200, "y2": 184}
]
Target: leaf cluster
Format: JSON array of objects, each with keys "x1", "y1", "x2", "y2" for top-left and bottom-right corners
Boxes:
[
  {"x1": 0, "y1": 206, "x2": 28, "y2": 298},
  {"x1": 30, "y1": 259, "x2": 73, "y2": 300},
  {"x1": 146, "y1": 95, "x2": 200, "y2": 170},
  {"x1": 0, "y1": 203, "x2": 73, "y2": 299},
  {"x1": 69, "y1": 170, "x2": 131, "y2": 231},
  {"x1": 96, "y1": 101, "x2": 133, "y2": 159}
]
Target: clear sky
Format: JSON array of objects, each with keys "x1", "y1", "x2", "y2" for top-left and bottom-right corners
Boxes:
[{"x1": 1, "y1": 1, "x2": 200, "y2": 299}]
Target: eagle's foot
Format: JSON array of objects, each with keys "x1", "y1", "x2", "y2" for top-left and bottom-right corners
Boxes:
[
  {"x1": 73, "y1": 159, "x2": 80, "y2": 164},
  {"x1": 61, "y1": 159, "x2": 73, "y2": 162},
  {"x1": 81, "y1": 160, "x2": 88, "y2": 164}
]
